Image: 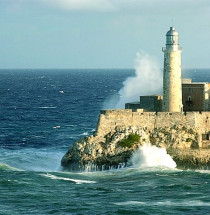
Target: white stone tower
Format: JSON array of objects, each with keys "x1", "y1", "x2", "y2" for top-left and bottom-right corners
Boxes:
[{"x1": 162, "y1": 27, "x2": 183, "y2": 112}]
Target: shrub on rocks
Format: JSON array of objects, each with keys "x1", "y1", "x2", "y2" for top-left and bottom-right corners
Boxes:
[{"x1": 118, "y1": 134, "x2": 140, "y2": 148}]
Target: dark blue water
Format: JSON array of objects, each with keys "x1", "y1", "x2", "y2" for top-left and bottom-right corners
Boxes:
[
  {"x1": 0, "y1": 69, "x2": 209, "y2": 215},
  {"x1": 0, "y1": 69, "x2": 132, "y2": 150}
]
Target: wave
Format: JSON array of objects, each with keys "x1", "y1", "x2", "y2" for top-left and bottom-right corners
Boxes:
[
  {"x1": 41, "y1": 173, "x2": 96, "y2": 184},
  {"x1": 0, "y1": 162, "x2": 22, "y2": 171},
  {"x1": 36, "y1": 107, "x2": 57, "y2": 109},
  {"x1": 114, "y1": 200, "x2": 210, "y2": 207},
  {"x1": 195, "y1": 169, "x2": 210, "y2": 174},
  {"x1": 80, "y1": 132, "x2": 89, "y2": 136},
  {"x1": 0, "y1": 148, "x2": 64, "y2": 172},
  {"x1": 130, "y1": 144, "x2": 177, "y2": 169}
]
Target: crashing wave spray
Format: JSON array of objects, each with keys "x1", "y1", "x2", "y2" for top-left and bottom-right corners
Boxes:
[
  {"x1": 115, "y1": 51, "x2": 162, "y2": 108},
  {"x1": 130, "y1": 144, "x2": 177, "y2": 169}
]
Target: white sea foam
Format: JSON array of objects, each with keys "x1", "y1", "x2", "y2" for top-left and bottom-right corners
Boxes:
[
  {"x1": 53, "y1": 125, "x2": 61, "y2": 129},
  {"x1": 195, "y1": 169, "x2": 210, "y2": 174},
  {"x1": 130, "y1": 144, "x2": 177, "y2": 169},
  {"x1": 114, "y1": 200, "x2": 210, "y2": 207},
  {"x1": 41, "y1": 173, "x2": 96, "y2": 184},
  {"x1": 37, "y1": 107, "x2": 57, "y2": 109}
]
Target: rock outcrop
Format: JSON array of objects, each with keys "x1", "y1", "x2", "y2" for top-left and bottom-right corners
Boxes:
[{"x1": 61, "y1": 125, "x2": 210, "y2": 171}]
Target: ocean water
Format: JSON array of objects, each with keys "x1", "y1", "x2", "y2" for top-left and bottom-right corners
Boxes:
[{"x1": 0, "y1": 69, "x2": 209, "y2": 215}]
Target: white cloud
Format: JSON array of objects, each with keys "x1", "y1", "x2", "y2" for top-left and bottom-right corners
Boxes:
[
  {"x1": 3, "y1": 0, "x2": 210, "y2": 13},
  {"x1": 44, "y1": 0, "x2": 116, "y2": 12},
  {"x1": 41, "y1": 0, "x2": 210, "y2": 15}
]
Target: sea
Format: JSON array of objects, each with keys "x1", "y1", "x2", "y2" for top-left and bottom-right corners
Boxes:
[{"x1": 0, "y1": 69, "x2": 209, "y2": 215}]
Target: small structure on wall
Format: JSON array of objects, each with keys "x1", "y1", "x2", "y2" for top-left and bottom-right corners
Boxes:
[
  {"x1": 125, "y1": 82, "x2": 210, "y2": 112},
  {"x1": 182, "y1": 79, "x2": 209, "y2": 111}
]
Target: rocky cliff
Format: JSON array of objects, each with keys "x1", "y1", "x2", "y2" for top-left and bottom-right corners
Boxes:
[{"x1": 61, "y1": 124, "x2": 210, "y2": 171}]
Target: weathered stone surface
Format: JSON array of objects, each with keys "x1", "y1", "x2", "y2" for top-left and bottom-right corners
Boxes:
[
  {"x1": 61, "y1": 124, "x2": 210, "y2": 171},
  {"x1": 167, "y1": 148, "x2": 210, "y2": 169},
  {"x1": 96, "y1": 110, "x2": 210, "y2": 142}
]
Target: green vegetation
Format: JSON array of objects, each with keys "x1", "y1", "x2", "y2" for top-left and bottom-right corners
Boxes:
[
  {"x1": 186, "y1": 138, "x2": 192, "y2": 142},
  {"x1": 118, "y1": 134, "x2": 140, "y2": 148}
]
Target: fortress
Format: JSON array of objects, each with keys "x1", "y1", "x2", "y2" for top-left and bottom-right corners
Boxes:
[
  {"x1": 62, "y1": 27, "x2": 210, "y2": 170},
  {"x1": 126, "y1": 27, "x2": 210, "y2": 113},
  {"x1": 114, "y1": 27, "x2": 210, "y2": 147}
]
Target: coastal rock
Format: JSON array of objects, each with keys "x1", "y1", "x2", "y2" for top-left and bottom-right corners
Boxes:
[
  {"x1": 61, "y1": 125, "x2": 210, "y2": 171},
  {"x1": 168, "y1": 148, "x2": 210, "y2": 169}
]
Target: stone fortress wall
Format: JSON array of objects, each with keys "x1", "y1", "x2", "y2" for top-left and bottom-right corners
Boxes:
[{"x1": 96, "y1": 109, "x2": 210, "y2": 147}]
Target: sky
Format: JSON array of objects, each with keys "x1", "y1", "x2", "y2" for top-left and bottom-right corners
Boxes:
[{"x1": 0, "y1": 0, "x2": 210, "y2": 69}]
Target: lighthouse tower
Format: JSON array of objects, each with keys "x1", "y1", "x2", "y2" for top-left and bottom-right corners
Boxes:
[{"x1": 162, "y1": 27, "x2": 183, "y2": 112}]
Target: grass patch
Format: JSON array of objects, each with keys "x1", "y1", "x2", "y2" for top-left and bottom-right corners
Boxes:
[{"x1": 118, "y1": 134, "x2": 140, "y2": 148}]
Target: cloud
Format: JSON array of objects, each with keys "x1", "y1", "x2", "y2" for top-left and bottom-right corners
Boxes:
[
  {"x1": 2, "y1": 0, "x2": 210, "y2": 13},
  {"x1": 112, "y1": 0, "x2": 210, "y2": 14},
  {"x1": 40, "y1": 0, "x2": 210, "y2": 16},
  {"x1": 44, "y1": 0, "x2": 116, "y2": 12}
]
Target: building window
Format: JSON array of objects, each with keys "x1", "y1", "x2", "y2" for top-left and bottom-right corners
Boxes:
[{"x1": 202, "y1": 134, "x2": 209, "y2": 140}]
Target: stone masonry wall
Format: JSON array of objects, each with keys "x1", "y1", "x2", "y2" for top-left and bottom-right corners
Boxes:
[{"x1": 96, "y1": 109, "x2": 210, "y2": 146}]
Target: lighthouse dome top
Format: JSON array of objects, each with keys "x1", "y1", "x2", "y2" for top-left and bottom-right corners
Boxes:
[{"x1": 166, "y1": 27, "x2": 179, "y2": 36}]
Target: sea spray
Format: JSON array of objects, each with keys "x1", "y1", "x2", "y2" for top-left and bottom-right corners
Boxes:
[
  {"x1": 130, "y1": 144, "x2": 177, "y2": 169},
  {"x1": 115, "y1": 51, "x2": 162, "y2": 108}
]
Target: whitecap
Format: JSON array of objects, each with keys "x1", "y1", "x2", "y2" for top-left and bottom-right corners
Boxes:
[
  {"x1": 80, "y1": 132, "x2": 88, "y2": 136},
  {"x1": 114, "y1": 200, "x2": 210, "y2": 207},
  {"x1": 195, "y1": 170, "x2": 210, "y2": 174},
  {"x1": 37, "y1": 107, "x2": 57, "y2": 109},
  {"x1": 130, "y1": 144, "x2": 177, "y2": 169},
  {"x1": 41, "y1": 173, "x2": 96, "y2": 184},
  {"x1": 114, "y1": 201, "x2": 145, "y2": 206}
]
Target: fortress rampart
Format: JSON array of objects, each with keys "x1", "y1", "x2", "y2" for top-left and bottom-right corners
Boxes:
[
  {"x1": 62, "y1": 27, "x2": 210, "y2": 170},
  {"x1": 62, "y1": 109, "x2": 210, "y2": 170},
  {"x1": 96, "y1": 109, "x2": 210, "y2": 146}
]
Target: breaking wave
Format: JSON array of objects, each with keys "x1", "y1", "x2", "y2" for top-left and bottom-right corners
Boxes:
[
  {"x1": 41, "y1": 173, "x2": 96, "y2": 184},
  {"x1": 130, "y1": 144, "x2": 177, "y2": 169}
]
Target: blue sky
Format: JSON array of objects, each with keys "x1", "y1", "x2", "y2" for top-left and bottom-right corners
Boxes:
[{"x1": 0, "y1": 0, "x2": 209, "y2": 69}]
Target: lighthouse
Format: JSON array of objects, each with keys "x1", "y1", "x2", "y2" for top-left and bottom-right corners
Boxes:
[{"x1": 162, "y1": 27, "x2": 183, "y2": 112}]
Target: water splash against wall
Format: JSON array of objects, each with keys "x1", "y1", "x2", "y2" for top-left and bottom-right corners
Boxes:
[
  {"x1": 130, "y1": 144, "x2": 177, "y2": 169},
  {"x1": 115, "y1": 51, "x2": 162, "y2": 108}
]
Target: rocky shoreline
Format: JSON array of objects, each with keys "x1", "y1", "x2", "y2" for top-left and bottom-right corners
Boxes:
[
  {"x1": 167, "y1": 148, "x2": 210, "y2": 169},
  {"x1": 61, "y1": 125, "x2": 210, "y2": 171}
]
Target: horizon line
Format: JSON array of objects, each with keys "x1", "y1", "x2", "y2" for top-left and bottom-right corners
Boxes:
[{"x1": 0, "y1": 67, "x2": 209, "y2": 70}]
